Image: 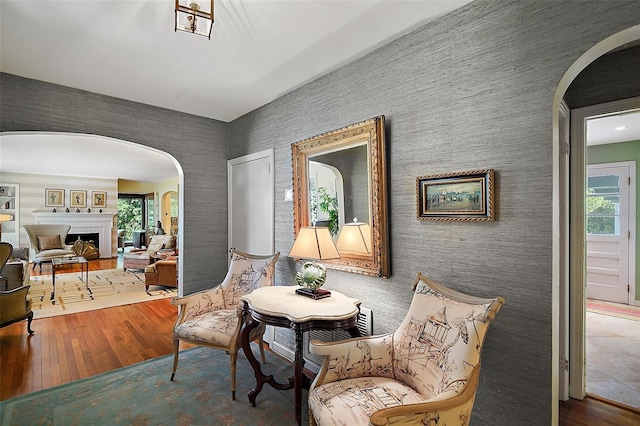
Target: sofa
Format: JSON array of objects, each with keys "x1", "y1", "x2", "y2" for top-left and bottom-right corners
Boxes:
[
  {"x1": 144, "y1": 256, "x2": 177, "y2": 291},
  {"x1": 23, "y1": 224, "x2": 75, "y2": 271},
  {"x1": 0, "y1": 247, "x2": 30, "y2": 291},
  {"x1": 123, "y1": 234, "x2": 176, "y2": 271}
]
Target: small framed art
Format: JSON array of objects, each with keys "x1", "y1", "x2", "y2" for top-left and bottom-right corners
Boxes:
[
  {"x1": 92, "y1": 191, "x2": 107, "y2": 208},
  {"x1": 70, "y1": 190, "x2": 87, "y2": 208},
  {"x1": 45, "y1": 189, "x2": 65, "y2": 207},
  {"x1": 416, "y1": 169, "x2": 494, "y2": 221}
]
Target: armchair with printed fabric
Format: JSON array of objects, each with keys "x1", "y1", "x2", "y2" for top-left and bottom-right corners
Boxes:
[
  {"x1": 307, "y1": 273, "x2": 504, "y2": 426},
  {"x1": 170, "y1": 249, "x2": 280, "y2": 400}
]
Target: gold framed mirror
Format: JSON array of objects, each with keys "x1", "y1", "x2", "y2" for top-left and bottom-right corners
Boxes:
[{"x1": 292, "y1": 116, "x2": 389, "y2": 277}]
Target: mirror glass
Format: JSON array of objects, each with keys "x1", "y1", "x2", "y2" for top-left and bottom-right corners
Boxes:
[{"x1": 292, "y1": 116, "x2": 389, "y2": 277}]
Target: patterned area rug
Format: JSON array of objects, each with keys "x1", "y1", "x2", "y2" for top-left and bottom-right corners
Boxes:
[
  {"x1": 0, "y1": 346, "x2": 305, "y2": 425},
  {"x1": 28, "y1": 269, "x2": 177, "y2": 319},
  {"x1": 586, "y1": 299, "x2": 640, "y2": 322}
]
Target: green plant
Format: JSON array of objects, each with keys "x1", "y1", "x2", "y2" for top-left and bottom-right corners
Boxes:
[
  {"x1": 117, "y1": 198, "x2": 143, "y2": 241},
  {"x1": 317, "y1": 187, "x2": 339, "y2": 236},
  {"x1": 586, "y1": 192, "x2": 616, "y2": 235}
]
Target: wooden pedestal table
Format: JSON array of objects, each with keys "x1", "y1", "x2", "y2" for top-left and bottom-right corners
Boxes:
[{"x1": 240, "y1": 286, "x2": 361, "y2": 426}]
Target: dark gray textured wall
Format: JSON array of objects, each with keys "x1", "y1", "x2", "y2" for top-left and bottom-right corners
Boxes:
[
  {"x1": 228, "y1": 1, "x2": 640, "y2": 424},
  {"x1": 0, "y1": 73, "x2": 230, "y2": 293},
  {"x1": 565, "y1": 44, "x2": 640, "y2": 108}
]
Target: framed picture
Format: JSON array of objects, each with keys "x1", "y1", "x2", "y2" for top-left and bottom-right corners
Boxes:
[
  {"x1": 70, "y1": 190, "x2": 87, "y2": 208},
  {"x1": 45, "y1": 189, "x2": 65, "y2": 207},
  {"x1": 92, "y1": 191, "x2": 107, "y2": 208},
  {"x1": 416, "y1": 169, "x2": 494, "y2": 221}
]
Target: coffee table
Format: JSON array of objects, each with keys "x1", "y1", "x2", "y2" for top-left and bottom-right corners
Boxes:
[{"x1": 51, "y1": 256, "x2": 89, "y2": 302}]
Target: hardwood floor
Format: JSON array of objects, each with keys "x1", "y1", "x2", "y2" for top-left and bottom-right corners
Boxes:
[{"x1": 2, "y1": 257, "x2": 639, "y2": 425}]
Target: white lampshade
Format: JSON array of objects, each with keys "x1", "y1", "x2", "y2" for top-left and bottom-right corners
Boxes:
[
  {"x1": 289, "y1": 226, "x2": 340, "y2": 260},
  {"x1": 336, "y1": 222, "x2": 371, "y2": 254}
]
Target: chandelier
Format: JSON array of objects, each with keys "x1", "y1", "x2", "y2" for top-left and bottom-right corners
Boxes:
[{"x1": 175, "y1": 0, "x2": 214, "y2": 39}]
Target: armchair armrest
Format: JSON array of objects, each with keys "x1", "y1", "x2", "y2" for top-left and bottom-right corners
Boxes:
[
  {"x1": 309, "y1": 332, "x2": 394, "y2": 386},
  {"x1": 0, "y1": 286, "x2": 32, "y2": 324},
  {"x1": 171, "y1": 285, "x2": 227, "y2": 323},
  {"x1": 369, "y1": 364, "x2": 481, "y2": 426},
  {"x1": 127, "y1": 248, "x2": 148, "y2": 254}
]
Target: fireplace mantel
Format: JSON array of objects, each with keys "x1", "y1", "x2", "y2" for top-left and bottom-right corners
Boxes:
[{"x1": 32, "y1": 212, "x2": 116, "y2": 258}]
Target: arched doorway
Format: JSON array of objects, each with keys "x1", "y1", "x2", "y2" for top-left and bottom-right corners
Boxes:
[
  {"x1": 0, "y1": 131, "x2": 184, "y2": 288},
  {"x1": 553, "y1": 25, "x2": 640, "y2": 409}
]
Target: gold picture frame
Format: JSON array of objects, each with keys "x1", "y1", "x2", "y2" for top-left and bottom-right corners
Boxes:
[
  {"x1": 92, "y1": 191, "x2": 107, "y2": 208},
  {"x1": 45, "y1": 189, "x2": 65, "y2": 207},
  {"x1": 70, "y1": 190, "x2": 87, "y2": 208},
  {"x1": 416, "y1": 169, "x2": 495, "y2": 221}
]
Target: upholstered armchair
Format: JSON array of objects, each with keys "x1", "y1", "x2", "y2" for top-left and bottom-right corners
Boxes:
[
  {"x1": 170, "y1": 249, "x2": 280, "y2": 400},
  {"x1": 23, "y1": 224, "x2": 75, "y2": 271},
  {"x1": 308, "y1": 273, "x2": 505, "y2": 426},
  {"x1": 123, "y1": 234, "x2": 176, "y2": 271},
  {"x1": 0, "y1": 242, "x2": 34, "y2": 335},
  {"x1": 144, "y1": 256, "x2": 178, "y2": 291},
  {"x1": 0, "y1": 246, "x2": 30, "y2": 291},
  {"x1": 117, "y1": 229, "x2": 126, "y2": 252},
  {"x1": 0, "y1": 285, "x2": 34, "y2": 335}
]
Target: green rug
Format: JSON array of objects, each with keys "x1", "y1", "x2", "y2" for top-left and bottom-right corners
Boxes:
[{"x1": 0, "y1": 346, "x2": 307, "y2": 425}]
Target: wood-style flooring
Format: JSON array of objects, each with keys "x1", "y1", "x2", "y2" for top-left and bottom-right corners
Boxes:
[{"x1": 1, "y1": 257, "x2": 639, "y2": 425}]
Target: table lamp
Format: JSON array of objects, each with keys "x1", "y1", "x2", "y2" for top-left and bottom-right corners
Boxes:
[
  {"x1": 0, "y1": 214, "x2": 13, "y2": 241},
  {"x1": 289, "y1": 226, "x2": 340, "y2": 298},
  {"x1": 336, "y1": 219, "x2": 371, "y2": 254}
]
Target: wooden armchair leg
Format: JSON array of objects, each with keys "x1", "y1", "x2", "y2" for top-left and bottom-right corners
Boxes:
[
  {"x1": 170, "y1": 338, "x2": 180, "y2": 381},
  {"x1": 230, "y1": 352, "x2": 237, "y2": 400},
  {"x1": 27, "y1": 311, "x2": 34, "y2": 335}
]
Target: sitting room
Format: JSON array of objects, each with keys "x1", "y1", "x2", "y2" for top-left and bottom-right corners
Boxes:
[{"x1": 1, "y1": 1, "x2": 640, "y2": 425}]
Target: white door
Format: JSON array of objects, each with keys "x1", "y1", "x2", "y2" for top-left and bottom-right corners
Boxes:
[
  {"x1": 586, "y1": 162, "x2": 633, "y2": 304},
  {"x1": 227, "y1": 149, "x2": 274, "y2": 255}
]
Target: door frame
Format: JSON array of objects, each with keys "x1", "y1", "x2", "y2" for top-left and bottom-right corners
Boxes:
[{"x1": 568, "y1": 97, "x2": 640, "y2": 399}]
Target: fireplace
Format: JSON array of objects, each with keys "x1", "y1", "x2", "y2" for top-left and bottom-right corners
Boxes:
[
  {"x1": 66, "y1": 233, "x2": 100, "y2": 249},
  {"x1": 32, "y1": 213, "x2": 115, "y2": 258}
]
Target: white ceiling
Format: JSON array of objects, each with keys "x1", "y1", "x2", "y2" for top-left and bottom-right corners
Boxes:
[
  {"x1": 0, "y1": 0, "x2": 472, "y2": 123},
  {"x1": 587, "y1": 111, "x2": 640, "y2": 146},
  {"x1": 0, "y1": 0, "x2": 472, "y2": 181}
]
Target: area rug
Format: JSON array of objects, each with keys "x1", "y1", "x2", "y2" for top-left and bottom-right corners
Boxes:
[
  {"x1": 586, "y1": 299, "x2": 640, "y2": 322},
  {"x1": 0, "y1": 346, "x2": 305, "y2": 425},
  {"x1": 28, "y1": 269, "x2": 177, "y2": 319}
]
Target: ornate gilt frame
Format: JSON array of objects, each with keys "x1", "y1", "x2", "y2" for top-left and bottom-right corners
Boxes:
[{"x1": 292, "y1": 116, "x2": 389, "y2": 277}]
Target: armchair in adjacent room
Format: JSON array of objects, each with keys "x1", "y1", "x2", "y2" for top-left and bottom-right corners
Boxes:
[
  {"x1": 144, "y1": 256, "x2": 178, "y2": 291},
  {"x1": 122, "y1": 234, "x2": 176, "y2": 271},
  {"x1": 0, "y1": 242, "x2": 34, "y2": 335},
  {"x1": 117, "y1": 229, "x2": 126, "y2": 252},
  {"x1": 0, "y1": 246, "x2": 30, "y2": 291},
  {"x1": 307, "y1": 273, "x2": 505, "y2": 426},
  {"x1": 23, "y1": 224, "x2": 75, "y2": 271},
  {"x1": 170, "y1": 249, "x2": 280, "y2": 400}
]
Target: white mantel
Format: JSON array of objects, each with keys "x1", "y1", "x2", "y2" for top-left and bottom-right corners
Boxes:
[{"x1": 32, "y1": 212, "x2": 116, "y2": 258}]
